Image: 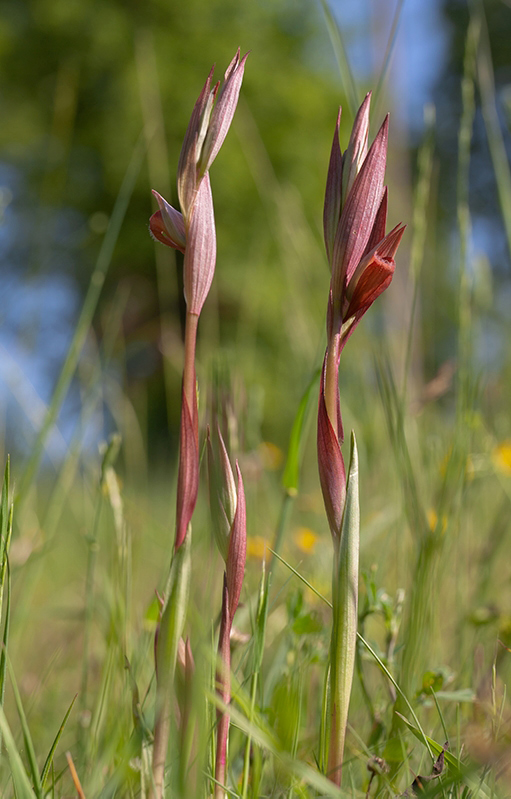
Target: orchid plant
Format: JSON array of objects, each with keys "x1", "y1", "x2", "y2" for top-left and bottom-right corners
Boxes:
[
  {"x1": 318, "y1": 93, "x2": 405, "y2": 785},
  {"x1": 148, "y1": 50, "x2": 248, "y2": 799}
]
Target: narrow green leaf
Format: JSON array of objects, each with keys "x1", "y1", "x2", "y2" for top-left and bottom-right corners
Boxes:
[
  {"x1": 40, "y1": 694, "x2": 78, "y2": 787},
  {"x1": 0, "y1": 456, "x2": 10, "y2": 568},
  {"x1": 158, "y1": 532, "x2": 192, "y2": 682},
  {"x1": 253, "y1": 564, "x2": 270, "y2": 672},
  {"x1": 267, "y1": 548, "x2": 332, "y2": 608},
  {"x1": 373, "y1": 0, "x2": 406, "y2": 116},
  {"x1": 7, "y1": 657, "x2": 43, "y2": 798},
  {"x1": 0, "y1": 500, "x2": 13, "y2": 710},
  {"x1": 357, "y1": 634, "x2": 433, "y2": 759},
  {"x1": 241, "y1": 565, "x2": 269, "y2": 799},
  {"x1": 328, "y1": 432, "x2": 360, "y2": 781},
  {"x1": 208, "y1": 686, "x2": 348, "y2": 798},
  {"x1": 476, "y1": 5, "x2": 511, "y2": 260},
  {"x1": 0, "y1": 558, "x2": 11, "y2": 759},
  {"x1": 394, "y1": 711, "x2": 491, "y2": 798},
  {"x1": 317, "y1": 0, "x2": 358, "y2": 116},
  {"x1": 282, "y1": 369, "x2": 320, "y2": 494},
  {"x1": 152, "y1": 532, "x2": 192, "y2": 791},
  {"x1": 0, "y1": 558, "x2": 11, "y2": 706},
  {"x1": 0, "y1": 705, "x2": 38, "y2": 798}
]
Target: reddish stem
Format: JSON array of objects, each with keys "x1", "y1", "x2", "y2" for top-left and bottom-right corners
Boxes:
[{"x1": 183, "y1": 311, "x2": 199, "y2": 440}]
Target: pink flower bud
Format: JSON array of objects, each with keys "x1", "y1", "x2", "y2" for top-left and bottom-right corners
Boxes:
[
  {"x1": 174, "y1": 50, "x2": 248, "y2": 222},
  {"x1": 207, "y1": 424, "x2": 237, "y2": 562}
]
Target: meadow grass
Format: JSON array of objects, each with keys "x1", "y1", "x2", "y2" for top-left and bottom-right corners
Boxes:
[{"x1": 1, "y1": 4, "x2": 510, "y2": 798}]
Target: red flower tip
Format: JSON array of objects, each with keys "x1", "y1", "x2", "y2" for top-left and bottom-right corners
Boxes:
[{"x1": 149, "y1": 191, "x2": 186, "y2": 252}]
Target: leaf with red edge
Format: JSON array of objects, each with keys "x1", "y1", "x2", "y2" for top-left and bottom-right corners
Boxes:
[
  {"x1": 317, "y1": 362, "x2": 346, "y2": 541},
  {"x1": 226, "y1": 463, "x2": 246, "y2": 620}
]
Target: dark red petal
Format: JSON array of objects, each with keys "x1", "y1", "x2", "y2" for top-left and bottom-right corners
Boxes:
[
  {"x1": 151, "y1": 191, "x2": 186, "y2": 250},
  {"x1": 149, "y1": 211, "x2": 186, "y2": 253},
  {"x1": 362, "y1": 187, "x2": 388, "y2": 258},
  {"x1": 375, "y1": 222, "x2": 406, "y2": 259},
  {"x1": 345, "y1": 254, "x2": 395, "y2": 321}
]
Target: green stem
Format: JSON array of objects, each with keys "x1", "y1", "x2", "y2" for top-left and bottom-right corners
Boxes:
[
  {"x1": 241, "y1": 671, "x2": 259, "y2": 798},
  {"x1": 78, "y1": 496, "x2": 103, "y2": 755}
]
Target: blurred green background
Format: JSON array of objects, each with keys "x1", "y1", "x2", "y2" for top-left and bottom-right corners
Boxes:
[
  {"x1": 1, "y1": 0, "x2": 509, "y2": 463},
  {"x1": 1, "y1": 0, "x2": 511, "y2": 789}
]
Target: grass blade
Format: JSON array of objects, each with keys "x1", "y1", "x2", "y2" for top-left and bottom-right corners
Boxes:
[
  {"x1": 474, "y1": 1, "x2": 511, "y2": 259},
  {"x1": 0, "y1": 457, "x2": 9, "y2": 569},
  {"x1": 40, "y1": 694, "x2": 78, "y2": 787},
  {"x1": 0, "y1": 457, "x2": 13, "y2": 716},
  {"x1": 0, "y1": 705, "x2": 38, "y2": 798},
  {"x1": 6, "y1": 657, "x2": 43, "y2": 798},
  {"x1": 241, "y1": 565, "x2": 269, "y2": 799},
  {"x1": 282, "y1": 368, "x2": 320, "y2": 496},
  {"x1": 317, "y1": 0, "x2": 358, "y2": 115}
]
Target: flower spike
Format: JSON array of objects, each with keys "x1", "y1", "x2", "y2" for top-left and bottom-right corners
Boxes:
[{"x1": 318, "y1": 94, "x2": 405, "y2": 787}]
